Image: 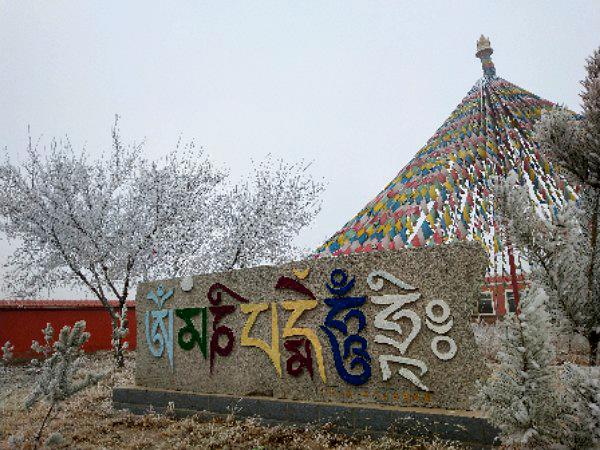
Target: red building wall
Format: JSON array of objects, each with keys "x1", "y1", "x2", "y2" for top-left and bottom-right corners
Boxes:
[
  {"x1": 479, "y1": 274, "x2": 528, "y2": 318},
  {"x1": 0, "y1": 300, "x2": 136, "y2": 360}
]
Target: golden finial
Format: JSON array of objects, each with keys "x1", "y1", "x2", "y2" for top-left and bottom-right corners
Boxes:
[{"x1": 475, "y1": 35, "x2": 496, "y2": 78}]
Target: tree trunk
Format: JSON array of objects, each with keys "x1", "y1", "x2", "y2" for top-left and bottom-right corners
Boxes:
[
  {"x1": 586, "y1": 191, "x2": 599, "y2": 367},
  {"x1": 587, "y1": 191, "x2": 599, "y2": 305},
  {"x1": 114, "y1": 338, "x2": 125, "y2": 368},
  {"x1": 111, "y1": 298, "x2": 129, "y2": 368},
  {"x1": 33, "y1": 401, "x2": 55, "y2": 450},
  {"x1": 589, "y1": 330, "x2": 599, "y2": 366},
  {"x1": 112, "y1": 314, "x2": 126, "y2": 369}
]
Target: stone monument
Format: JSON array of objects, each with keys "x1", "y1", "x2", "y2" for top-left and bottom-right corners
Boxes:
[{"x1": 115, "y1": 243, "x2": 497, "y2": 443}]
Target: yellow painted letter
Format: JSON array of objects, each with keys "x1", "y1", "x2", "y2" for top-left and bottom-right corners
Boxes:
[{"x1": 240, "y1": 302, "x2": 281, "y2": 377}]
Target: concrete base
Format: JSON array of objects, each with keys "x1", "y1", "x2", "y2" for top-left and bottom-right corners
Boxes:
[{"x1": 113, "y1": 387, "x2": 499, "y2": 446}]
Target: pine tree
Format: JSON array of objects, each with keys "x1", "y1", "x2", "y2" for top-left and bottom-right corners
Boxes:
[
  {"x1": 25, "y1": 321, "x2": 105, "y2": 449},
  {"x1": 474, "y1": 285, "x2": 563, "y2": 446},
  {"x1": 561, "y1": 363, "x2": 600, "y2": 447},
  {"x1": 494, "y1": 171, "x2": 593, "y2": 355},
  {"x1": 31, "y1": 322, "x2": 55, "y2": 359},
  {"x1": 533, "y1": 46, "x2": 600, "y2": 364}
]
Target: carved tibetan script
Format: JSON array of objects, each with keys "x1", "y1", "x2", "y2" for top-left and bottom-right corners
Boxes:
[{"x1": 136, "y1": 243, "x2": 489, "y2": 410}]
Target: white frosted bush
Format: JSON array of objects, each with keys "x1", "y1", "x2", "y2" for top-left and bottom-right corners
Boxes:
[
  {"x1": 561, "y1": 363, "x2": 600, "y2": 447},
  {"x1": 31, "y1": 322, "x2": 54, "y2": 359},
  {"x1": 474, "y1": 286, "x2": 563, "y2": 446},
  {"x1": 471, "y1": 321, "x2": 505, "y2": 364},
  {"x1": 26, "y1": 320, "x2": 105, "y2": 449}
]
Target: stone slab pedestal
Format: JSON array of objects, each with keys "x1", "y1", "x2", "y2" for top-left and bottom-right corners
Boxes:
[{"x1": 113, "y1": 386, "x2": 499, "y2": 446}]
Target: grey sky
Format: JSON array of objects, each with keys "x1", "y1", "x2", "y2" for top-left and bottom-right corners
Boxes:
[{"x1": 1, "y1": 1, "x2": 599, "y2": 299}]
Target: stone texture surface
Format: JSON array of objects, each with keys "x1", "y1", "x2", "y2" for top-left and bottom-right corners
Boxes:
[{"x1": 135, "y1": 242, "x2": 488, "y2": 410}]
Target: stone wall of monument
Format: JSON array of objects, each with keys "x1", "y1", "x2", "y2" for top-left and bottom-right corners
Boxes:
[{"x1": 135, "y1": 242, "x2": 488, "y2": 411}]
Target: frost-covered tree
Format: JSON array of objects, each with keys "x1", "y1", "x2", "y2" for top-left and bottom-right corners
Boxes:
[
  {"x1": 474, "y1": 285, "x2": 563, "y2": 447},
  {"x1": 31, "y1": 322, "x2": 55, "y2": 359},
  {"x1": 214, "y1": 158, "x2": 324, "y2": 271},
  {"x1": 532, "y1": 46, "x2": 600, "y2": 364},
  {"x1": 561, "y1": 363, "x2": 600, "y2": 447},
  {"x1": 471, "y1": 320, "x2": 505, "y2": 364},
  {"x1": 478, "y1": 48, "x2": 600, "y2": 447},
  {"x1": 494, "y1": 172, "x2": 598, "y2": 364},
  {"x1": 0, "y1": 118, "x2": 324, "y2": 366},
  {"x1": 25, "y1": 320, "x2": 105, "y2": 449}
]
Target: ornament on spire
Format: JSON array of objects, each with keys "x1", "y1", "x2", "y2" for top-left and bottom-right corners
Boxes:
[{"x1": 476, "y1": 35, "x2": 496, "y2": 78}]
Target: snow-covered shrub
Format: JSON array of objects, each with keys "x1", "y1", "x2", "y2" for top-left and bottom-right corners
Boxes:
[
  {"x1": 31, "y1": 322, "x2": 54, "y2": 359},
  {"x1": 474, "y1": 286, "x2": 563, "y2": 446},
  {"x1": 2, "y1": 340, "x2": 13, "y2": 363},
  {"x1": 26, "y1": 320, "x2": 105, "y2": 448},
  {"x1": 561, "y1": 363, "x2": 600, "y2": 447},
  {"x1": 471, "y1": 320, "x2": 505, "y2": 364}
]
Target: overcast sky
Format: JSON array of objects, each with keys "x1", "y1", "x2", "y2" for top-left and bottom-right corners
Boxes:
[{"x1": 1, "y1": 1, "x2": 599, "y2": 299}]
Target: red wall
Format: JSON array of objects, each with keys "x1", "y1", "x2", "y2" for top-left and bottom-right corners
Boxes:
[
  {"x1": 482, "y1": 274, "x2": 528, "y2": 316},
  {"x1": 0, "y1": 300, "x2": 136, "y2": 360}
]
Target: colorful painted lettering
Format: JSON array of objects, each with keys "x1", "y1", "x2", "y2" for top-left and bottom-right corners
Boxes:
[
  {"x1": 320, "y1": 269, "x2": 371, "y2": 386},
  {"x1": 176, "y1": 307, "x2": 208, "y2": 358},
  {"x1": 207, "y1": 283, "x2": 249, "y2": 372},
  {"x1": 145, "y1": 285, "x2": 175, "y2": 369}
]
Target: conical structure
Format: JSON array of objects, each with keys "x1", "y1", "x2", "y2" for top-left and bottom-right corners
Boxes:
[{"x1": 316, "y1": 37, "x2": 576, "y2": 314}]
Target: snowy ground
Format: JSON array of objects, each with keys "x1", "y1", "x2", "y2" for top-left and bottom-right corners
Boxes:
[{"x1": 0, "y1": 352, "x2": 463, "y2": 449}]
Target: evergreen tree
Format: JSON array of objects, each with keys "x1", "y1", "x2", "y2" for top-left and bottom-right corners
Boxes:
[
  {"x1": 533, "y1": 46, "x2": 600, "y2": 364},
  {"x1": 494, "y1": 172, "x2": 593, "y2": 359},
  {"x1": 474, "y1": 285, "x2": 563, "y2": 446},
  {"x1": 561, "y1": 363, "x2": 600, "y2": 447},
  {"x1": 25, "y1": 321, "x2": 105, "y2": 449}
]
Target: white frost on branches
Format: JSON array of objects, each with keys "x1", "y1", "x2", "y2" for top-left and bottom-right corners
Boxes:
[
  {"x1": 25, "y1": 320, "x2": 105, "y2": 449},
  {"x1": 474, "y1": 286, "x2": 562, "y2": 446},
  {"x1": 26, "y1": 321, "x2": 104, "y2": 408},
  {"x1": 532, "y1": 47, "x2": 600, "y2": 364},
  {"x1": 31, "y1": 322, "x2": 55, "y2": 359},
  {"x1": 214, "y1": 158, "x2": 324, "y2": 271},
  {"x1": 490, "y1": 47, "x2": 600, "y2": 365},
  {"x1": 471, "y1": 321, "x2": 505, "y2": 364},
  {"x1": 476, "y1": 46, "x2": 600, "y2": 448},
  {"x1": 0, "y1": 118, "x2": 324, "y2": 366},
  {"x1": 493, "y1": 172, "x2": 596, "y2": 339},
  {"x1": 561, "y1": 363, "x2": 600, "y2": 447}
]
